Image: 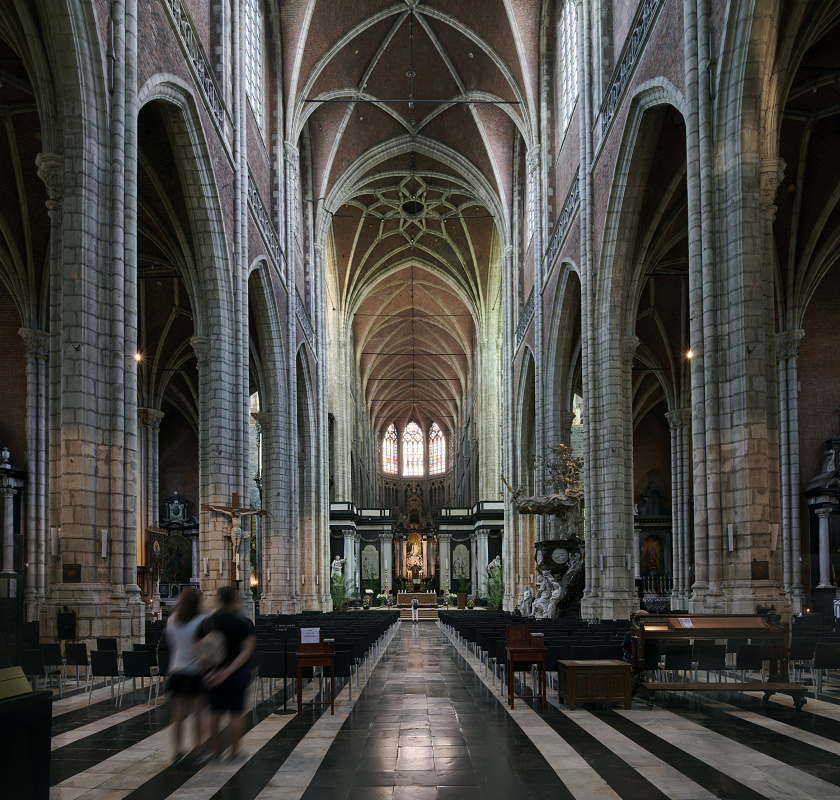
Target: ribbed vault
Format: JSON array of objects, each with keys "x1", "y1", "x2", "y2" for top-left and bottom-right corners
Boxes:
[{"x1": 284, "y1": 0, "x2": 529, "y2": 448}]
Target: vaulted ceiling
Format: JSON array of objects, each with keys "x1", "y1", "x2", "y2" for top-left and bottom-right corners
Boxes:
[{"x1": 281, "y1": 0, "x2": 537, "y2": 438}]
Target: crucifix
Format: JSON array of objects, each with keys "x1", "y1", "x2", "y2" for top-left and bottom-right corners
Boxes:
[{"x1": 201, "y1": 493, "x2": 266, "y2": 600}]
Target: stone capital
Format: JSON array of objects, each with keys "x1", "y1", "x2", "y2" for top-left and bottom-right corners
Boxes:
[
  {"x1": 620, "y1": 335, "x2": 640, "y2": 367},
  {"x1": 251, "y1": 411, "x2": 271, "y2": 432},
  {"x1": 665, "y1": 407, "x2": 691, "y2": 430},
  {"x1": 775, "y1": 328, "x2": 805, "y2": 362},
  {"x1": 18, "y1": 327, "x2": 50, "y2": 360},
  {"x1": 137, "y1": 407, "x2": 165, "y2": 429},
  {"x1": 760, "y1": 157, "x2": 786, "y2": 220},
  {"x1": 35, "y1": 151, "x2": 63, "y2": 203},
  {"x1": 284, "y1": 142, "x2": 299, "y2": 166},
  {"x1": 526, "y1": 145, "x2": 541, "y2": 172},
  {"x1": 190, "y1": 335, "x2": 210, "y2": 369}
]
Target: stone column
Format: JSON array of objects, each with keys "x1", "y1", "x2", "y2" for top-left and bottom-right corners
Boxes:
[
  {"x1": 137, "y1": 408, "x2": 164, "y2": 529},
  {"x1": 476, "y1": 530, "x2": 489, "y2": 594},
  {"x1": 815, "y1": 506, "x2": 834, "y2": 589},
  {"x1": 1, "y1": 484, "x2": 15, "y2": 575},
  {"x1": 632, "y1": 521, "x2": 641, "y2": 581},
  {"x1": 343, "y1": 529, "x2": 356, "y2": 594},
  {"x1": 666, "y1": 408, "x2": 691, "y2": 604},
  {"x1": 19, "y1": 328, "x2": 49, "y2": 616},
  {"x1": 354, "y1": 532, "x2": 361, "y2": 595},
  {"x1": 559, "y1": 411, "x2": 576, "y2": 447},
  {"x1": 381, "y1": 532, "x2": 393, "y2": 593},
  {"x1": 438, "y1": 533, "x2": 451, "y2": 592},
  {"x1": 776, "y1": 329, "x2": 806, "y2": 611}
]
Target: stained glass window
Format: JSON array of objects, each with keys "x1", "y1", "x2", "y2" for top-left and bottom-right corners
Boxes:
[
  {"x1": 429, "y1": 422, "x2": 445, "y2": 474},
  {"x1": 402, "y1": 422, "x2": 424, "y2": 476},
  {"x1": 557, "y1": 0, "x2": 578, "y2": 136},
  {"x1": 245, "y1": 0, "x2": 265, "y2": 131},
  {"x1": 383, "y1": 424, "x2": 398, "y2": 474}
]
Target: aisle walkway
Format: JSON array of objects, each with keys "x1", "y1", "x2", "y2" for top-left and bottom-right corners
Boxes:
[{"x1": 48, "y1": 622, "x2": 840, "y2": 800}]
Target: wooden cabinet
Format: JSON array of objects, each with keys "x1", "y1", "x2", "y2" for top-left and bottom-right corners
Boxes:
[{"x1": 558, "y1": 659, "x2": 632, "y2": 710}]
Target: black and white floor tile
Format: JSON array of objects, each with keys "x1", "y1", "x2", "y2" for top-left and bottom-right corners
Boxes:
[{"x1": 47, "y1": 622, "x2": 840, "y2": 800}]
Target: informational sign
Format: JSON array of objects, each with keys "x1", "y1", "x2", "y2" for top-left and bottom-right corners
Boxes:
[
  {"x1": 300, "y1": 627, "x2": 321, "y2": 644},
  {"x1": 678, "y1": 617, "x2": 694, "y2": 628}
]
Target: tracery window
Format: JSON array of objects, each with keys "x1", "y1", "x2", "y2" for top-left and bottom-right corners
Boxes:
[
  {"x1": 557, "y1": 0, "x2": 578, "y2": 137},
  {"x1": 429, "y1": 422, "x2": 445, "y2": 475},
  {"x1": 402, "y1": 422, "x2": 424, "y2": 477},
  {"x1": 383, "y1": 424, "x2": 398, "y2": 474},
  {"x1": 244, "y1": 0, "x2": 265, "y2": 130}
]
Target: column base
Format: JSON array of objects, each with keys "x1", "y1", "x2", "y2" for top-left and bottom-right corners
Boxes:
[{"x1": 41, "y1": 583, "x2": 144, "y2": 650}]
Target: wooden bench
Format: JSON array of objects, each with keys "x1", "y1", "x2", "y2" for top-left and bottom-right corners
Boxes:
[{"x1": 637, "y1": 680, "x2": 808, "y2": 710}]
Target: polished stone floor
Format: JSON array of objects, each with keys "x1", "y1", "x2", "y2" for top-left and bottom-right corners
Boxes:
[{"x1": 48, "y1": 622, "x2": 840, "y2": 800}]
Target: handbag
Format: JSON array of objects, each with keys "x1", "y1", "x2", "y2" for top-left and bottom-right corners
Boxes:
[{"x1": 195, "y1": 616, "x2": 227, "y2": 670}]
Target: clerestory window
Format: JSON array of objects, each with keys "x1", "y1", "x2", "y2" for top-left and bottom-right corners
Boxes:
[
  {"x1": 428, "y1": 422, "x2": 445, "y2": 475},
  {"x1": 402, "y1": 422, "x2": 424, "y2": 477},
  {"x1": 557, "y1": 0, "x2": 578, "y2": 137},
  {"x1": 244, "y1": 0, "x2": 265, "y2": 131},
  {"x1": 383, "y1": 423, "x2": 398, "y2": 474}
]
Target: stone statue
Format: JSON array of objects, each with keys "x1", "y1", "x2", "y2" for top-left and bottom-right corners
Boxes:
[
  {"x1": 331, "y1": 556, "x2": 346, "y2": 578},
  {"x1": 545, "y1": 585, "x2": 563, "y2": 619},
  {"x1": 503, "y1": 444, "x2": 584, "y2": 539},
  {"x1": 533, "y1": 570, "x2": 561, "y2": 619},
  {"x1": 488, "y1": 555, "x2": 502, "y2": 574},
  {"x1": 520, "y1": 586, "x2": 534, "y2": 617}
]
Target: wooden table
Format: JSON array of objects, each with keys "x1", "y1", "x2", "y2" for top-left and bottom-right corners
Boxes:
[
  {"x1": 558, "y1": 659, "x2": 631, "y2": 710},
  {"x1": 505, "y1": 627, "x2": 546, "y2": 709},
  {"x1": 296, "y1": 642, "x2": 335, "y2": 715}
]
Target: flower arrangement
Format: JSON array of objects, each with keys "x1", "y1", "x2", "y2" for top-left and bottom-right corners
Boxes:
[
  {"x1": 376, "y1": 592, "x2": 388, "y2": 603},
  {"x1": 466, "y1": 594, "x2": 476, "y2": 609}
]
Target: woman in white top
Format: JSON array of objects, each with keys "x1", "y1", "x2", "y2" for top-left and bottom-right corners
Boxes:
[{"x1": 165, "y1": 587, "x2": 206, "y2": 765}]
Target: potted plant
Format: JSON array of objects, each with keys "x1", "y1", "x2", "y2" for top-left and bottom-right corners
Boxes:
[
  {"x1": 330, "y1": 574, "x2": 348, "y2": 610},
  {"x1": 485, "y1": 565, "x2": 505, "y2": 610}
]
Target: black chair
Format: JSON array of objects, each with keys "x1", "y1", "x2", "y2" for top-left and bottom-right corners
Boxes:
[
  {"x1": 88, "y1": 650, "x2": 121, "y2": 706},
  {"x1": 120, "y1": 650, "x2": 156, "y2": 707},
  {"x1": 735, "y1": 645, "x2": 766, "y2": 682},
  {"x1": 16, "y1": 649, "x2": 51, "y2": 694},
  {"x1": 809, "y1": 643, "x2": 840, "y2": 694},
  {"x1": 596, "y1": 644, "x2": 622, "y2": 661},
  {"x1": 65, "y1": 642, "x2": 90, "y2": 688},
  {"x1": 663, "y1": 643, "x2": 693, "y2": 682},
  {"x1": 38, "y1": 643, "x2": 65, "y2": 698},
  {"x1": 643, "y1": 639, "x2": 663, "y2": 680},
  {"x1": 790, "y1": 639, "x2": 816, "y2": 683},
  {"x1": 695, "y1": 644, "x2": 727, "y2": 682},
  {"x1": 96, "y1": 637, "x2": 119, "y2": 654},
  {"x1": 253, "y1": 651, "x2": 286, "y2": 705}
]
